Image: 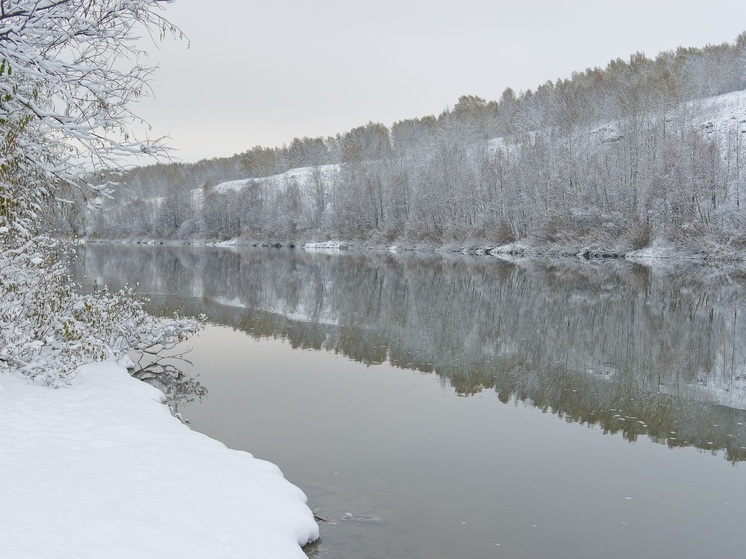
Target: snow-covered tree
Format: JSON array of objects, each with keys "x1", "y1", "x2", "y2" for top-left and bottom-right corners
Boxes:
[
  {"x1": 0, "y1": 0, "x2": 200, "y2": 385},
  {"x1": 1, "y1": 0, "x2": 185, "y2": 231}
]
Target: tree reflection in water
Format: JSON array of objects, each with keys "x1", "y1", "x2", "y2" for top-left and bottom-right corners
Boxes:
[{"x1": 74, "y1": 244, "x2": 746, "y2": 461}]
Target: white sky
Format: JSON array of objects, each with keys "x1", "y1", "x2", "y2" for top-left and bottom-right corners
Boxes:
[{"x1": 136, "y1": 0, "x2": 746, "y2": 163}]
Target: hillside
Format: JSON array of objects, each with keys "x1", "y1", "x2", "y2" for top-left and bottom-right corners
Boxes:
[
  {"x1": 77, "y1": 35, "x2": 746, "y2": 257},
  {"x1": 87, "y1": 88, "x2": 746, "y2": 257}
]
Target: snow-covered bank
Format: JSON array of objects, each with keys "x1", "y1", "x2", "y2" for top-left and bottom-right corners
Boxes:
[
  {"x1": 87, "y1": 235, "x2": 746, "y2": 266},
  {"x1": 0, "y1": 362, "x2": 318, "y2": 558}
]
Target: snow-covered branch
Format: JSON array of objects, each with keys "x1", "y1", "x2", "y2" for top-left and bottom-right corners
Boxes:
[{"x1": 0, "y1": 0, "x2": 184, "y2": 236}]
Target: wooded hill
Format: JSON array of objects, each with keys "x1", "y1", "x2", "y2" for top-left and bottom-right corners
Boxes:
[{"x1": 80, "y1": 33, "x2": 746, "y2": 255}]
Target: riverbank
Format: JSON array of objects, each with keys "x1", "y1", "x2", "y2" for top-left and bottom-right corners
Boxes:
[
  {"x1": 87, "y1": 234, "x2": 746, "y2": 266},
  {"x1": 0, "y1": 361, "x2": 318, "y2": 558}
]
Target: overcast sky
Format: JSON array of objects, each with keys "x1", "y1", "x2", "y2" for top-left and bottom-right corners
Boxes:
[{"x1": 136, "y1": 0, "x2": 746, "y2": 163}]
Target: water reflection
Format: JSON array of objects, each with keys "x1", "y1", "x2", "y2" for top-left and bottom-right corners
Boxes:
[{"x1": 74, "y1": 244, "x2": 746, "y2": 462}]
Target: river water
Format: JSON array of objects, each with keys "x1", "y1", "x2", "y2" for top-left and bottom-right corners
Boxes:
[{"x1": 73, "y1": 244, "x2": 746, "y2": 559}]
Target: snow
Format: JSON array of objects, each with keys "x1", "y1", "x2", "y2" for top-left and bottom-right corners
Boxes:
[
  {"x1": 208, "y1": 239, "x2": 238, "y2": 247},
  {"x1": 0, "y1": 362, "x2": 318, "y2": 558},
  {"x1": 692, "y1": 89, "x2": 746, "y2": 144},
  {"x1": 303, "y1": 240, "x2": 347, "y2": 250},
  {"x1": 209, "y1": 179, "x2": 251, "y2": 194},
  {"x1": 211, "y1": 164, "x2": 339, "y2": 199}
]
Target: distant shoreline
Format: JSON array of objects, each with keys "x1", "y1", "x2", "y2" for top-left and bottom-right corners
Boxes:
[{"x1": 82, "y1": 235, "x2": 746, "y2": 267}]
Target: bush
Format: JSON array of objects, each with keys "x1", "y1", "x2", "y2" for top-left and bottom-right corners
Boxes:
[{"x1": 0, "y1": 232, "x2": 202, "y2": 386}]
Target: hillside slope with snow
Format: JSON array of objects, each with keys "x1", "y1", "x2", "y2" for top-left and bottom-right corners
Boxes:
[
  {"x1": 91, "y1": 88, "x2": 746, "y2": 256},
  {"x1": 207, "y1": 90, "x2": 746, "y2": 200}
]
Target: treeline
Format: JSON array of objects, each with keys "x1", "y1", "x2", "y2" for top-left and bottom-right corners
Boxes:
[{"x1": 87, "y1": 34, "x2": 746, "y2": 250}]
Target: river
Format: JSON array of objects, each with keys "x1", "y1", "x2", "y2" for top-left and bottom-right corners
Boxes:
[{"x1": 73, "y1": 244, "x2": 746, "y2": 559}]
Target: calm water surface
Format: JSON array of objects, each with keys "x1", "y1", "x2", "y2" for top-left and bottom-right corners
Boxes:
[{"x1": 74, "y1": 245, "x2": 746, "y2": 559}]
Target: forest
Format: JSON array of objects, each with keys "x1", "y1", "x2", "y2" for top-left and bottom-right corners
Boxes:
[{"x1": 79, "y1": 33, "x2": 746, "y2": 254}]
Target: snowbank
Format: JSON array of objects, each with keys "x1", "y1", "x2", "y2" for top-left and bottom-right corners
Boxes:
[
  {"x1": 303, "y1": 240, "x2": 347, "y2": 250},
  {"x1": 207, "y1": 238, "x2": 239, "y2": 247},
  {"x1": 0, "y1": 362, "x2": 318, "y2": 558}
]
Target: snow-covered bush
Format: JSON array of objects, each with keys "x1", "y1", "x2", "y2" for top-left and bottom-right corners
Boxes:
[{"x1": 0, "y1": 231, "x2": 201, "y2": 386}]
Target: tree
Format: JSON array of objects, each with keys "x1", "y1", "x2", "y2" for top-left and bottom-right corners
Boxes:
[
  {"x1": 0, "y1": 0, "x2": 200, "y2": 385},
  {"x1": 0, "y1": 0, "x2": 183, "y2": 234},
  {"x1": 451, "y1": 94, "x2": 495, "y2": 138}
]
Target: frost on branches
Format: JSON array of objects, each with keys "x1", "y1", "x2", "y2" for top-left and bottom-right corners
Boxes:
[
  {"x1": 0, "y1": 232, "x2": 202, "y2": 386},
  {"x1": 1, "y1": 1, "x2": 183, "y2": 226},
  {"x1": 0, "y1": 1, "x2": 199, "y2": 385}
]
